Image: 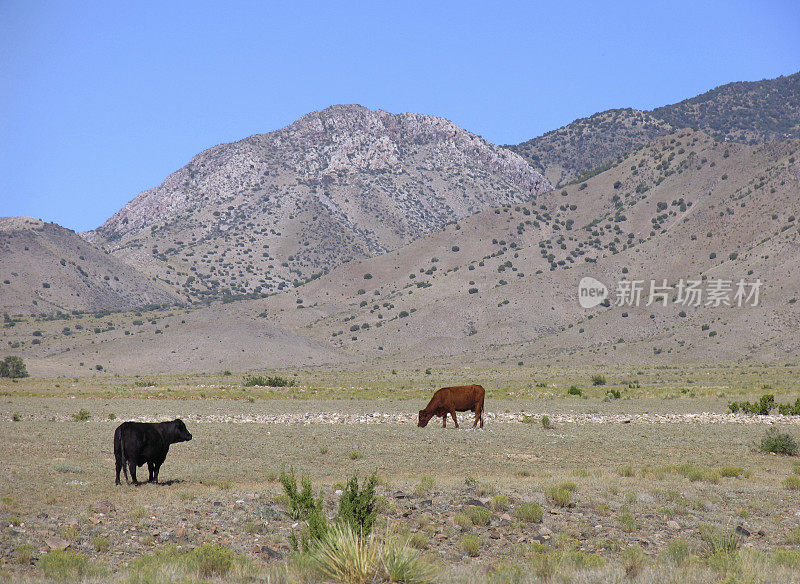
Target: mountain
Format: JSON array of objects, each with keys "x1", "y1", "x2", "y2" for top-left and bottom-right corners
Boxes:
[
  {"x1": 9, "y1": 129, "x2": 800, "y2": 374},
  {"x1": 0, "y1": 217, "x2": 179, "y2": 316},
  {"x1": 85, "y1": 105, "x2": 550, "y2": 303},
  {"x1": 507, "y1": 71, "x2": 800, "y2": 186}
]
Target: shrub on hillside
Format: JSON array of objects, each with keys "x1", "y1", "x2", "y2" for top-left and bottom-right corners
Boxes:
[
  {"x1": 0, "y1": 355, "x2": 28, "y2": 378},
  {"x1": 758, "y1": 428, "x2": 798, "y2": 456}
]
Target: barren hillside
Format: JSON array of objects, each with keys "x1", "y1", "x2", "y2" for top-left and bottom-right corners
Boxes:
[{"x1": 0, "y1": 217, "x2": 179, "y2": 316}]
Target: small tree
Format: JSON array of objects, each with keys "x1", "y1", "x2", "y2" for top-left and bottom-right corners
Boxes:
[
  {"x1": 279, "y1": 469, "x2": 328, "y2": 551},
  {"x1": 0, "y1": 356, "x2": 28, "y2": 378},
  {"x1": 337, "y1": 472, "x2": 378, "y2": 536}
]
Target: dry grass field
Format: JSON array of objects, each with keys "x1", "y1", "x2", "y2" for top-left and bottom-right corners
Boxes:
[{"x1": 2, "y1": 365, "x2": 800, "y2": 582}]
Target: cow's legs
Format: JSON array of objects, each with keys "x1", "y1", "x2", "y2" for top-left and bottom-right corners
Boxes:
[
  {"x1": 442, "y1": 414, "x2": 447, "y2": 428},
  {"x1": 115, "y1": 459, "x2": 122, "y2": 485},
  {"x1": 128, "y1": 461, "x2": 139, "y2": 485},
  {"x1": 450, "y1": 410, "x2": 459, "y2": 428},
  {"x1": 474, "y1": 405, "x2": 484, "y2": 429},
  {"x1": 152, "y1": 464, "x2": 161, "y2": 484},
  {"x1": 147, "y1": 462, "x2": 155, "y2": 482}
]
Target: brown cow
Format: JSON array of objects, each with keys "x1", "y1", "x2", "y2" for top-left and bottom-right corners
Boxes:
[{"x1": 418, "y1": 384, "x2": 485, "y2": 429}]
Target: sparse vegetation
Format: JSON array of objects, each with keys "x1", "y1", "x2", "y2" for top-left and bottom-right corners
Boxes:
[{"x1": 758, "y1": 428, "x2": 798, "y2": 456}]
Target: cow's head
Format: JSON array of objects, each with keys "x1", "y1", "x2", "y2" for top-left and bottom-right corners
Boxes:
[
  {"x1": 418, "y1": 409, "x2": 433, "y2": 428},
  {"x1": 168, "y1": 419, "x2": 193, "y2": 443}
]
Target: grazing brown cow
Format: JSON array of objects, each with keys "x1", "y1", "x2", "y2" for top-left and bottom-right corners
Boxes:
[{"x1": 418, "y1": 384, "x2": 485, "y2": 429}]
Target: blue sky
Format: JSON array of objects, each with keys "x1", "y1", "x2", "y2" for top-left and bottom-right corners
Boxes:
[{"x1": 2, "y1": 1, "x2": 798, "y2": 232}]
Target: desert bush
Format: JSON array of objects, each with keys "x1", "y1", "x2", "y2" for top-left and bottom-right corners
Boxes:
[
  {"x1": 618, "y1": 512, "x2": 639, "y2": 532},
  {"x1": 662, "y1": 539, "x2": 690, "y2": 566},
  {"x1": 72, "y1": 408, "x2": 91, "y2": 422},
  {"x1": 408, "y1": 531, "x2": 429, "y2": 550},
  {"x1": 546, "y1": 483, "x2": 576, "y2": 507},
  {"x1": 541, "y1": 414, "x2": 552, "y2": 429},
  {"x1": 617, "y1": 465, "x2": 635, "y2": 477},
  {"x1": 699, "y1": 524, "x2": 741, "y2": 556},
  {"x1": 453, "y1": 513, "x2": 472, "y2": 530},
  {"x1": 783, "y1": 475, "x2": 800, "y2": 490},
  {"x1": 37, "y1": 549, "x2": 100, "y2": 581},
  {"x1": 337, "y1": 472, "x2": 378, "y2": 536},
  {"x1": 591, "y1": 374, "x2": 607, "y2": 386},
  {"x1": 187, "y1": 542, "x2": 233, "y2": 577},
  {"x1": 567, "y1": 385, "x2": 582, "y2": 396},
  {"x1": 415, "y1": 475, "x2": 435, "y2": 495},
  {"x1": 461, "y1": 535, "x2": 480, "y2": 557},
  {"x1": 0, "y1": 355, "x2": 28, "y2": 378},
  {"x1": 465, "y1": 505, "x2": 491, "y2": 526},
  {"x1": 243, "y1": 374, "x2": 294, "y2": 387},
  {"x1": 14, "y1": 543, "x2": 36, "y2": 564},
  {"x1": 621, "y1": 545, "x2": 646, "y2": 578},
  {"x1": 279, "y1": 469, "x2": 327, "y2": 550},
  {"x1": 515, "y1": 502, "x2": 543, "y2": 523},
  {"x1": 729, "y1": 394, "x2": 776, "y2": 415},
  {"x1": 758, "y1": 428, "x2": 798, "y2": 455},
  {"x1": 606, "y1": 388, "x2": 621, "y2": 399},
  {"x1": 490, "y1": 494, "x2": 509, "y2": 512}
]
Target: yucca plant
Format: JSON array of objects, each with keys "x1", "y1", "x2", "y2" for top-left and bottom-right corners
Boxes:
[
  {"x1": 310, "y1": 523, "x2": 379, "y2": 584},
  {"x1": 379, "y1": 535, "x2": 434, "y2": 584}
]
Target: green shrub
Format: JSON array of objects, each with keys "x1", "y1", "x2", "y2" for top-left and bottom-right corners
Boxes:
[
  {"x1": 490, "y1": 494, "x2": 509, "y2": 512},
  {"x1": 515, "y1": 502, "x2": 543, "y2": 523},
  {"x1": 546, "y1": 483, "x2": 575, "y2": 507},
  {"x1": 453, "y1": 513, "x2": 472, "y2": 530},
  {"x1": 606, "y1": 388, "x2": 621, "y2": 399},
  {"x1": 617, "y1": 465, "x2": 635, "y2": 477},
  {"x1": 279, "y1": 469, "x2": 327, "y2": 551},
  {"x1": 337, "y1": 472, "x2": 378, "y2": 536},
  {"x1": 729, "y1": 394, "x2": 777, "y2": 415},
  {"x1": 348, "y1": 450, "x2": 364, "y2": 460},
  {"x1": 93, "y1": 536, "x2": 110, "y2": 552},
  {"x1": 187, "y1": 543, "x2": 233, "y2": 578},
  {"x1": 37, "y1": 549, "x2": 99, "y2": 581},
  {"x1": 465, "y1": 505, "x2": 491, "y2": 526},
  {"x1": 72, "y1": 408, "x2": 91, "y2": 422},
  {"x1": 541, "y1": 414, "x2": 552, "y2": 429},
  {"x1": 243, "y1": 374, "x2": 294, "y2": 387},
  {"x1": 621, "y1": 545, "x2": 646, "y2": 578},
  {"x1": 567, "y1": 385, "x2": 582, "y2": 396},
  {"x1": 408, "y1": 531, "x2": 429, "y2": 550},
  {"x1": 591, "y1": 374, "x2": 607, "y2": 386},
  {"x1": 783, "y1": 475, "x2": 800, "y2": 490},
  {"x1": 461, "y1": 535, "x2": 480, "y2": 557},
  {"x1": 759, "y1": 428, "x2": 798, "y2": 455},
  {"x1": 662, "y1": 539, "x2": 690, "y2": 566},
  {"x1": 415, "y1": 475, "x2": 435, "y2": 494},
  {"x1": 699, "y1": 524, "x2": 741, "y2": 556},
  {"x1": 0, "y1": 355, "x2": 28, "y2": 378},
  {"x1": 618, "y1": 512, "x2": 639, "y2": 532},
  {"x1": 14, "y1": 543, "x2": 36, "y2": 564}
]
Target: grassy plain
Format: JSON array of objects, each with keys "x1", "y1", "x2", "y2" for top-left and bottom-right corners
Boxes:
[{"x1": 2, "y1": 364, "x2": 800, "y2": 582}]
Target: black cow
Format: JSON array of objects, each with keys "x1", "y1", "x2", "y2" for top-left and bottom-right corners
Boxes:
[{"x1": 114, "y1": 419, "x2": 192, "y2": 485}]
